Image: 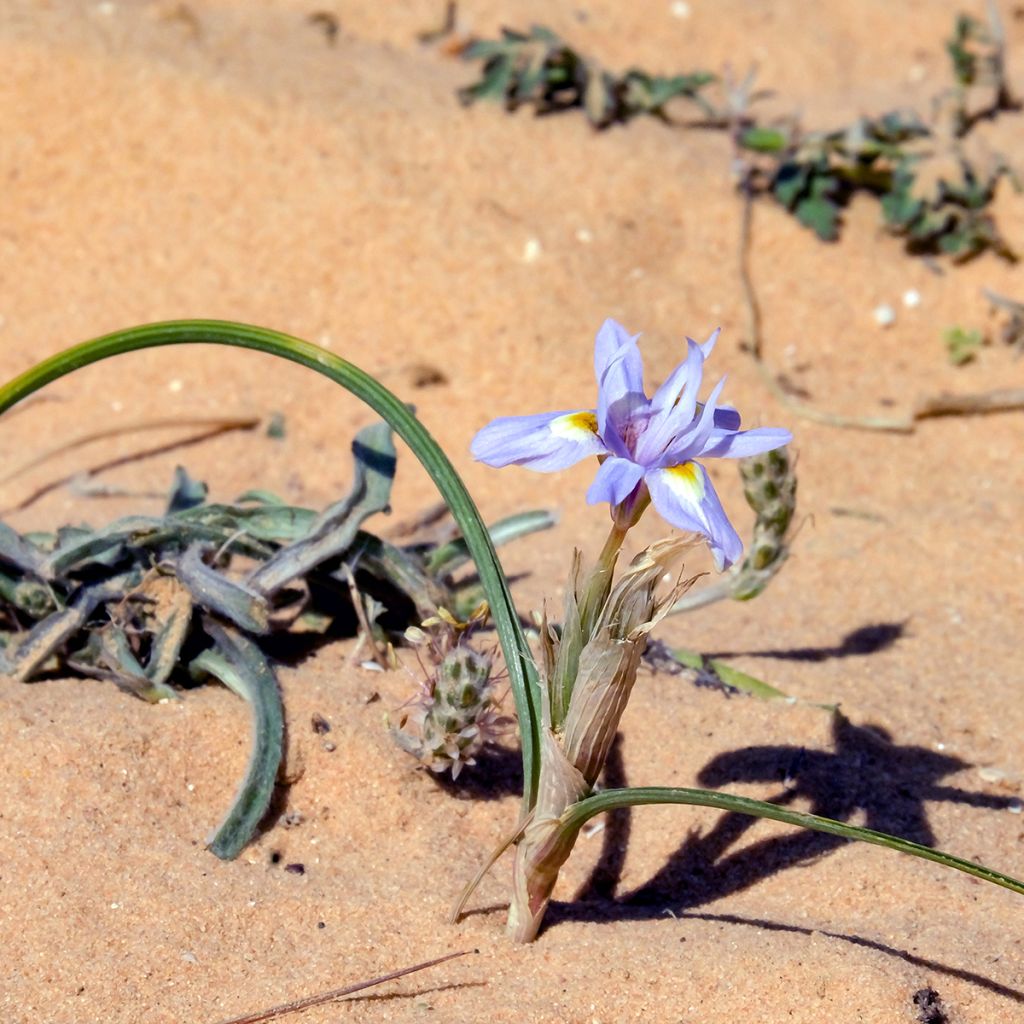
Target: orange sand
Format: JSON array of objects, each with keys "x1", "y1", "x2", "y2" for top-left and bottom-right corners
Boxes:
[{"x1": 1, "y1": 2, "x2": 1023, "y2": 1021}]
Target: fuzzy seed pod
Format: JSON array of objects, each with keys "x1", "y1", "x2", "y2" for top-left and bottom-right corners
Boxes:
[
  {"x1": 732, "y1": 445, "x2": 797, "y2": 600},
  {"x1": 390, "y1": 621, "x2": 507, "y2": 779}
]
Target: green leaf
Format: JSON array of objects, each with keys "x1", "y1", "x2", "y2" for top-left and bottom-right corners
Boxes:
[
  {"x1": 772, "y1": 162, "x2": 810, "y2": 209},
  {"x1": 561, "y1": 786, "x2": 1024, "y2": 899},
  {"x1": 667, "y1": 647, "x2": 793, "y2": 702},
  {"x1": 740, "y1": 127, "x2": 789, "y2": 153},
  {"x1": 881, "y1": 184, "x2": 923, "y2": 227},
  {"x1": 177, "y1": 545, "x2": 270, "y2": 634},
  {"x1": 193, "y1": 622, "x2": 284, "y2": 859},
  {"x1": 166, "y1": 466, "x2": 208, "y2": 514},
  {"x1": 795, "y1": 194, "x2": 840, "y2": 241}
]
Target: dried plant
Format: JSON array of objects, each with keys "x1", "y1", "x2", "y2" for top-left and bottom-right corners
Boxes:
[{"x1": 390, "y1": 606, "x2": 510, "y2": 778}]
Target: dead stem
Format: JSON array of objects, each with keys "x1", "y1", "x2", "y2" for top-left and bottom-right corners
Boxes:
[
  {"x1": 0, "y1": 415, "x2": 260, "y2": 483},
  {"x1": 211, "y1": 950, "x2": 476, "y2": 1024},
  {"x1": 1, "y1": 416, "x2": 260, "y2": 513}
]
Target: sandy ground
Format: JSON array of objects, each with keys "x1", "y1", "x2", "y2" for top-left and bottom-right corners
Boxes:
[{"x1": 1, "y1": 1, "x2": 1023, "y2": 1021}]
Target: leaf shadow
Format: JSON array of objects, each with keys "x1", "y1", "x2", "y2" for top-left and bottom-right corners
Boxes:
[{"x1": 552, "y1": 713, "x2": 1016, "y2": 926}]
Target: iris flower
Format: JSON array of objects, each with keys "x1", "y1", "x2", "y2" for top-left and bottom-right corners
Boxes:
[{"x1": 471, "y1": 319, "x2": 792, "y2": 569}]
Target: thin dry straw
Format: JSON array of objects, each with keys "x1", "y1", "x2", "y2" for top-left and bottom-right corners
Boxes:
[{"x1": 211, "y1": 949, "x2": 476, "y2": 1024}]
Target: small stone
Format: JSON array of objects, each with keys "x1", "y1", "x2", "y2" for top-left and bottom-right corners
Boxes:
[
  {"x1": 902, "y1": 289, "x2": 921, "y2": 308},
  {"x1": 575, "y1": 228, "x2": 593, "y2": 244},
  {"x1": 168, "y1": 378, "x2": 184, "y2": 393},
  {"x1": 873, "y1": 304, "x2": 896, "y2": 328},
  {"x1": 522, "y1": 238, "x2": 542, "y2": 263},
  {"x1": 669, "y1": 1, "x2": 691, "y2": 17},
  {"x1": 284, "y1": 863, "x2": 305, "y2": 875}
]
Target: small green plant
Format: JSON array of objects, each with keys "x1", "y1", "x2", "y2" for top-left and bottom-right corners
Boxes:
[
  {"x1": 459, "y1": 14, "x2": 1020, "y2": 262},
  {"x1": 943, "y1": 324, "x2": 985, "y2": 365},
  {"x1": 459, "y1": 24, "x2": 714, "y2": 129},
  {"x1": 2, "y1": 319, "x2": 1022, "y2": 945}
]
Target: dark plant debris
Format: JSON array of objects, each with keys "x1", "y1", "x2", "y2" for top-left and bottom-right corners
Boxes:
[{"x1": 913, "y1": 987, "x2": 949, "y2": 1024}]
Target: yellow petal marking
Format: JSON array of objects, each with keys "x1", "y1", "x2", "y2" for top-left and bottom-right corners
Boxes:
[
  {"x1": 662, "y1": 461, "x2": 705, "y2": 498},
  {"x1": 550, "y1": 411, "x2": 599, "y2": 441}
]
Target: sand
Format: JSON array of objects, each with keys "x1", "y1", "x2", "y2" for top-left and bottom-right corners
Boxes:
[{"x1": 1, "y1": 1, "x2": 1023, "y2": 1021}]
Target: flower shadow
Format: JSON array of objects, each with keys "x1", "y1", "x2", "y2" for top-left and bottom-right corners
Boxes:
[{"x1": 707, "y1": 620, "x2": 906, "y2": 663}]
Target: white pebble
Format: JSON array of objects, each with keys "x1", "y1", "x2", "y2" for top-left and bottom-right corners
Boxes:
[
  {"x1": 670, "y1": 1, "x2": 691, "y2": 17},
  {"x1": 168, "y1": 378, "x2": 184, "y2": 393},
  {"x1": 873, "y1": 304, "x2": 896, "y2": 328},
  {"x1": 110, "y1": 399, "x2": 124, "y2": 412},
  {"x1": 902, "y1": 289, "x2": 921, "y2": 309},
  {"x1": 522, "y1": 238, "x2": 542, "y2": 263},
  {"x1": 181, "y1": 951, "x2": 198, "y2": 965},
  {"x1": 575, "y1": 228, "x2": 593, "y2": 244},
  {"x1": 96, "y1": 1, "x2": 116, "y2": 14}
]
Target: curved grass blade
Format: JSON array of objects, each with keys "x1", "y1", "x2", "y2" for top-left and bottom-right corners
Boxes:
[
  {"x1": 191, "y1": 621, "x2": 284, "y2": 859},
  {"x1": 562, "y1": 786, "x2": 1024, "y2": 898},
  {"x1": 0, "y1": 320, "x2": 541, "y2": 812}
]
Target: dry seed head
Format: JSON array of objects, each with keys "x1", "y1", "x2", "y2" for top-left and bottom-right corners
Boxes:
[
  {"x1": 734, "y1": 445, "x2": 797, "y2": 597},
  {"x1": 389, "y1": 615, "x2": 507, "y2": 778},
  {"x1": 556, "y1": 536, "x2": 696, "y2": 787}
]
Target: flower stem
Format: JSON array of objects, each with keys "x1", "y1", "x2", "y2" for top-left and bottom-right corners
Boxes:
[{"x1": 597, "y1": 523, "x2": 628, "y2": 572}]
